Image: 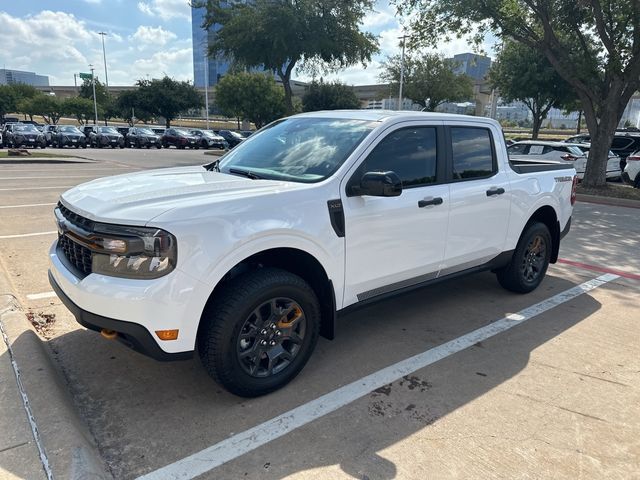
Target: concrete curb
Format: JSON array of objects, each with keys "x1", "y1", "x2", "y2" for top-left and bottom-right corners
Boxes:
[
  {"x1": 0, "y1": 269, "x2": 111, "y2": 479},
  {"x1": 576, "y1": 193, "x2": 640, "y2": 209}
]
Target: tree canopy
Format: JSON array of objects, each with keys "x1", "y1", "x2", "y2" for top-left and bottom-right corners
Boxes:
[
  {"x1": 302, "y1": 80, "x2": 361, "y2": 112},
  {"x1": 115, "y1": 89, "x2": 154, "y2": 126},
  {"x1": 490, "y1": 41, "x2": 576, "y2": 139},
  {"x1": 63, "y1": 97, "x2": 98, "y2": 125},
  {"x1": 199, "y1": 0, "x2": 378, "y2": 114},
  {"x1": 380, "y1": 53, "x2": 473, "y2": 111},
  {"x1": 395, "y1": 0, "x2": 640, "y2": 186},
  {"x1": 136, "y1": 77, "x2": 203, "y2": 127},
  {"x1": 215, "y1": 72, "x2": 285, "y2": 128}
]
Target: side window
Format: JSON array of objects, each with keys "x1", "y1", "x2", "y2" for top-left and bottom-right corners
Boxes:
[
  {"x1": 353, "y1": 127, "x2": 437, "y2": 188},
  {"x1": 507, "y1": 143, "x2": 526, "y2": 155},
  {"x1": 612, "y1": 137, "x2": 633, "y2": 149},
  {"x1": 451, "y1": 127, "x2": 496, "y2": 179}
]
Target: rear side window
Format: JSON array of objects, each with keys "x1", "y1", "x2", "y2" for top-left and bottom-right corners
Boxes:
[
  {"x1": 451, "y1": 127, "x2": 496, "y2": 179},
  {"x1": 508, "y1": 143, "x2": 527, "y2": 155},
  {"x1": 355, "y1": 127, "x2": 437, "y2": 187}
]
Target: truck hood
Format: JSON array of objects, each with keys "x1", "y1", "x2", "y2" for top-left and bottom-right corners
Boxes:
[{"x1": 60, "y1": 166, "x2": 299, "y2": 225}]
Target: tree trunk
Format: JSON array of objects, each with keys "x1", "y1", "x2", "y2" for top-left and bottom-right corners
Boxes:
[
  {"x1": 531, "y1": 114, "x2": 542, "y2": 140},
  {"x1": 165, "y1": 118, "x2": 171, "y2": 128},
  {"x1": 581, "y1": 112, "x2": 617, "y2": 187},
  {"x1": 576, "y1": 110, "x2": 582, "y2": 134}
]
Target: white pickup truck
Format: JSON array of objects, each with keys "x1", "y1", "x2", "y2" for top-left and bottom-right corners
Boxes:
[{"x1": 49, "y1": 111, "x2": 576, "y2": 397}]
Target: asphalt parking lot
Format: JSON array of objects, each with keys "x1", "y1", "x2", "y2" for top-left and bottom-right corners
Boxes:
[{"x1": 1, "y1": 148, "x2": 639, "y2": 480}]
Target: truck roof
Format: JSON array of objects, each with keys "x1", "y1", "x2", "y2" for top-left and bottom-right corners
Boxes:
[{"x1": 294, "y1": 109, "x2": 501, "y2": 127}]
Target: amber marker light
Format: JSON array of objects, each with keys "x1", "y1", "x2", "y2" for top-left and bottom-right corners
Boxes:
[{"x1": 155, "y1": 329, "x2": 179, "y2": 341}]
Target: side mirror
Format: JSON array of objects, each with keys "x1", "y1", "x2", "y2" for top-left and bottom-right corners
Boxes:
[{"x1": 357, "y1": 171, "x2": 402, "y2": 197}]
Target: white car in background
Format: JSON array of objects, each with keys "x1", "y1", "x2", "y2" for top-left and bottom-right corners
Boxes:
[
  {"x1": 508, "y1": 140, "x2": 621, "y2": 180},
  {"x1": 622, "y1": 151, "x2": 640, "y2": 188}
]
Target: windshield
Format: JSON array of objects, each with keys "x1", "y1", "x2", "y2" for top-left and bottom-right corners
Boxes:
[
  {"x1": 137, "y1": 128, "x2": 154, "y2": 135},
  {"x1": 59, "y1": 126, "x2": 81, "y2": 134},
  {"x1": 15, "y1": 125, "x2": 38, "y2": 132},
  {"x1": 218, "y1": 117, "x2": 375, "y2": 183},
  {"x1": 175, "y1": 128, "x2": 191, "y2": 135},
  {"x1": 202, "y1": 131, "x2": 218, "y2": 138},
  {"x1": 99, "y1": 127, "x2": 118, "y2": 134}
]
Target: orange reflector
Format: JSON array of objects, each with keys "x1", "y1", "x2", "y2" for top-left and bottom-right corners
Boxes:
[
  {"x1": 155, "y1": 329, "x2": 179, "y2": 341},
  {"x1": 100, "y1": 329, "x2": 118, "y2": 340}
]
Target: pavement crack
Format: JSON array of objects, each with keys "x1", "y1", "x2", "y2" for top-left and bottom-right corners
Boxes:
[{"x1": 0, "y1": 441, "x2": 30, "y2": 454}]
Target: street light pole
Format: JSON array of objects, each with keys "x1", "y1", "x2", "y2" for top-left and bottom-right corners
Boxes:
[
  {"x1": 98, "y1": 32, "x2": 109, "y2": 90},
  {"x1": 90, "y1": 65, "x2": 98, "y2": 125},
  {"x1": 204, "y1": 53, "x2": 210, "y2": 129},
  {"x1": 398, "y1": 34, "x2": 411, "y2": 111}
]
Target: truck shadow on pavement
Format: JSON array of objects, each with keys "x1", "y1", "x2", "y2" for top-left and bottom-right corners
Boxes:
[{"x1": 7, "y1": 271, "x2": 603, "y2": 480}]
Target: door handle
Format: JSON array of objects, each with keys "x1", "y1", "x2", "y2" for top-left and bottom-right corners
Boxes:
[
  {"x1": 486, "y1": 187, "x2": 505, "y2": 197},
  {"x1": 418, "y1": 197, "x2": 444, "y2": 208}
]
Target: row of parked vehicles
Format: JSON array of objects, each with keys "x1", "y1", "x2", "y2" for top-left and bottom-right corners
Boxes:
[
  {"x1": 0, "y1": 122, "x2": 251, "y2": 151},
  {"x1": 506, "y1": 128, "x2": 640, "y2": 188}
]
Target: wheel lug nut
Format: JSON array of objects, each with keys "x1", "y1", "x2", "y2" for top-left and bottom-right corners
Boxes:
[
  {"x1": 260, "y1": 329, "x2": 268, "y2": 335},
  {"x1": 275, "y1": 330, "x2": 282, "y2": 336},
  {"x1": 260, "y1": 340, "x2": 267, "y2": 346},
  {"x1": 269, "y1": 340, "x2": 276, "y2": 346},
  {"x1": 270, "y1": 323, "x2": 276, "y2": 329}
]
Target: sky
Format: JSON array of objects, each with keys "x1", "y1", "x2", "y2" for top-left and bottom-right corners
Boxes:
[{"x1": 0, "y1": 0, "x2": 496, "y2": 87}]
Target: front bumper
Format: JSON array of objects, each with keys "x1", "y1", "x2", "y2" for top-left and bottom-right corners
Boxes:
[{"x1": 48, "y1": 239, "x2": 202, "y2": 361}]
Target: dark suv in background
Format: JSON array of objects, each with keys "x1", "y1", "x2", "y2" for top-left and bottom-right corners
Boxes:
[
  {"x1": 565, "y1": 129, "x2": 640, "y2": 170},
  {"x1": 52, "y1": 125, "x2": 87, "y2": 148},
  {"x1": 189, "y1": 129, "x2": 227, "y2": 149},
  {"x1": 161, "y1": 127, "x2": 199, "y2": 149},
  {"x1": 5, "y1": 124, "x2": 46, "y2": 148},
  {"x1": 127, "y1": 126, "x2": 162, "y2": 148},
  {"x1": 89, "y1": 126, "x2": 125, "y2": 148}
]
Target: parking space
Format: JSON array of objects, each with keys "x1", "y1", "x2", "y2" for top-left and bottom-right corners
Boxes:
[{"x1": 1, "y1": 151, "x2": 638, "y2": 479}]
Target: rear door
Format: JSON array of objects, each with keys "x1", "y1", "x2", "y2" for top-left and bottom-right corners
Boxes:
[
  {"x1": 440, "y1": 124, "x2": 511, "y2": 275},
  {"x1": 341, "y1": 122, "x2": 450, "y2": 304}
]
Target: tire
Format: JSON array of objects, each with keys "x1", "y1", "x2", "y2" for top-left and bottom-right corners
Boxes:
[
  {"x1": 634, "y1": 174, "x2": 640, "y2": 189},
  {"x1": 156, "y1": 144, "x2": 161, "y2": 149},
  {"x1": 496, "y1": 222, "x2": 552, "y2": 294},
  {"x1": 198, "y1": 268, "x2": 320, "y2": 397}
]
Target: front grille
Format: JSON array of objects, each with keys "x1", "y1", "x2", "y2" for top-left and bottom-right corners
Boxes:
[
  {"x1": 58, "y1": 234, "x2": 92, "y2": 276},
  {"x1": 57, "y1": 203, "x2": 94, "y2": 276}
]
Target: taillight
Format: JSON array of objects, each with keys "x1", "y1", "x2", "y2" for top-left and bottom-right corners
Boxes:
[
  {"x1": 627, "y1": 155, "x2": 640, "y2": 162},
  {"x1": 562, "y1": 154, "x2": 579, "y2": 161},
  {"x1": 571, "y1": 176, "x2": 578, "y2": 205}
]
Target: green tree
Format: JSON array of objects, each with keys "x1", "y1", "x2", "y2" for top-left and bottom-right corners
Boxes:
[
  {"x1": 29, "y1": 95, "x2": 64, "y2": 124},
  {"x1": 380, "y1": 53, "x2": 473, "y2": 111},
  {"x1": 215, "y1": 72, "x2": 286, "y2": 128},
  {"x1": 199, "y1": 0, "x2": 378, "y2": 115},
  {"x1": 302, "y1": 80, "x2": 361, "y2": 112},
  {"x1": 79, "y1": 77, "x2": 109, "y2": 106},
  {"x1": 62, "y1": 97, "x2": 97, "y2": 125},
  {"x1": 115, "y1": 89, "x2": 154, "y2": 126},
  {"x1": 396, "y1": 0, "x2": 640, "y2": 186},
  {"x1": 137, "y1": 77, "x2": 203, "y2": 127},
  {"x1": 0, "y1": 85, "x2": 18, "y2": 121},
  {"x1": 17, "y1": 96, "x2": 39, "y2": 122},
  {"x1": 490, "y1": 42, "x2": 576, "y2": 139}
]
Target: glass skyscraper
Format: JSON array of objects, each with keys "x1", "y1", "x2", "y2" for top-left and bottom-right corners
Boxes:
[{"x1": 191, "y1": 4, "x2": 231, "y2": 88}]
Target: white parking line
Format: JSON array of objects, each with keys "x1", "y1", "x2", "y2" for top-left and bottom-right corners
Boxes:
[
  {"x1": 0, "y1": 203, "x2": 56, "y2": 209},
  {"x1": 26, "y1": 292, "x2": 57, "y2": 301},
  {"x1": 0, "y1": 186, "x2": 74, "y2": 191},
  {"x1": 137, "y1": 273, "x2": 619, "y2": 480},
  {"x1": 0, "y1": 231, "x2": 57, "y2": 239}
]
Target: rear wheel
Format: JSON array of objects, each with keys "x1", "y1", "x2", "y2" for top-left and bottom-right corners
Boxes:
[
  {"x1": 198, "y1": 268, "x2": 320, "y2": 397},
  {"x1": 496, "y1": 222, "x2": 552, "y2": 293},
  {"x1": 634, "y1": 174, "x2": 640, "y2": 189}
]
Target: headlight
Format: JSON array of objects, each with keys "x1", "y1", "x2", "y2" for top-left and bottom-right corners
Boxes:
[{"x1": 90, "y1": 225, "x2": 177, "y2": 279}]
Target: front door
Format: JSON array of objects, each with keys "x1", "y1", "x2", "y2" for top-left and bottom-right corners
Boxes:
[{"x1": 341, "y1": 123, "x2": 450, "y2": 306}]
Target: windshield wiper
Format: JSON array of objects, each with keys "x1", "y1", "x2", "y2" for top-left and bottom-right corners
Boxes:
[{"x1": 228, "y1": 168, "x2": 262, "y2": 180}]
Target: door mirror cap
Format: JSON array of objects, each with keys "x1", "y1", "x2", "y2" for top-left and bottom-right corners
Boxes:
[{"x1": 357, "y1": 171, "x2": 402, "y2": 197}]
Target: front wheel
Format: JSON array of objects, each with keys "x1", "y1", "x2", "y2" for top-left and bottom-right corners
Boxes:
[
  {"x1": 198, "y1": 268, "x2": 320, "y2": 397},
  {"x1": 496, "y1": 222, "x2": 552, "y2": 293}
]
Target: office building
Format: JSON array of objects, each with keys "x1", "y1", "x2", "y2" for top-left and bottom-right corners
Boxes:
[
  {"x1": 0, "y1": 69, "x2": 49, "y2": 87},
  {"x1": 191, "y1": 4, "x2": 232, "y2": 88},
  {"x1": 450, "y1": 53, "x2": 492, "y2": 81}
]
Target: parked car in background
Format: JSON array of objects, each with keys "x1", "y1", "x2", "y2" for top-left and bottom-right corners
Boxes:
[
  {"x1": 189, "y1": 129, "x2": 227, "y2": 149},
  {"x1": 161, "y1": 127, "x2": 199, "y2": 149},
  {"x1": 216, "y1": 129, "x2": 244, "y2": 148},
  {"x1": 83, "y1": 126, "x2": 97, "y2": 138},
  {"x1": 116, "y1": 127, "x2": 130, "y2": 137},
  {"x1": 89, "y1": 126, "x2": 125, "y2": 148},
  {"x1": 1, "y1": 122, "x2": 21, "y2": 146},
  {"x1": 508, "y1": 140, "x2": 621, "y2": 181},
  {"x1": 622, "y1": 151, "x2": 640, "y2": 188},
  {"x1": 564, "y1": 131, "x2": 640, "y2": 170},
  {"x1": 42, "y1": 125, "x2": 58, "y2": 145},
  {"x1": 238, "y1": 130, "x2": 254, "y2": 138},
  {"x1": 127, "y1": 126, "x2": 162, "y2": 149},
  {"x1": 5, "y1": 124, "x2": 46, "y2": 148},
  {"x1": 52, "y1": 125, "x2": 87, "y2": 149},
  {"x1": 151, "y1": 127, "x2": 166, "y2": 136}
]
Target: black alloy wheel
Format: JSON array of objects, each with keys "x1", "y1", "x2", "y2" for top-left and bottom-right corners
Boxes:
[
  {"x1": 198, "y1": 268, "x2": 320, "y2": 397},
  {"x1": 496, "y1": 222, "x2": 552, "y2": 293}
]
